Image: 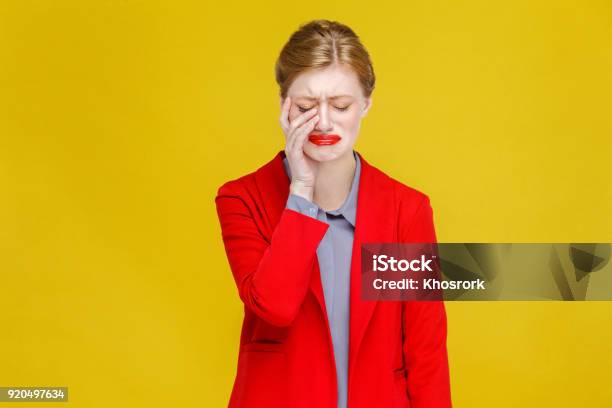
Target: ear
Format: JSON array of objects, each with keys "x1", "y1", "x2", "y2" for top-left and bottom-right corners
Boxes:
[{"x1": 361, "y1": 97, "x2": 372, "y2": 117}]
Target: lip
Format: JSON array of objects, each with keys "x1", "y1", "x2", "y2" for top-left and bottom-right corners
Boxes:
[{"x1": 308, "y1": 134, "x2": 342, "y2": 146}]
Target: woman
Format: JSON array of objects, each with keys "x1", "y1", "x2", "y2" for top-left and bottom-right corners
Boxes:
[{"x1": 215, "y1": 19, "x2": 451, "y2": 408}]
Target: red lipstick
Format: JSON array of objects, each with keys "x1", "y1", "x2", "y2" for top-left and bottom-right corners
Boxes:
[{"x1": 308, "y1": 134, "x2": 341, "y2": 146}]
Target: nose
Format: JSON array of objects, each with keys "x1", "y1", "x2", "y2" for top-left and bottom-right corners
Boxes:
[{"x1": 314, "y1": 103, "x2": 333, "y2": 132}]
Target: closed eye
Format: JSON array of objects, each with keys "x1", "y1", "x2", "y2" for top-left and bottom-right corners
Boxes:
[
  {"x1": 297, "y1": 105, "x2": 313, "y2": 113},
  {"x1": 298, "y1": 104, "x2": 350, "y2": 112}
]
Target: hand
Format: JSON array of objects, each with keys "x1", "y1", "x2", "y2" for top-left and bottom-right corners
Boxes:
[{"x1": 279, "y1": 96, "x2": 319, "y2": 202}]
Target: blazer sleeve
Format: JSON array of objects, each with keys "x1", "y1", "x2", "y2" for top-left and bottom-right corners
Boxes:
[
  {"x1": 399, "y1": 193, "x2": 452, "y2": 408},
  {"x1": 215, "y1": 181, "x2": 329, "y2": 327}
]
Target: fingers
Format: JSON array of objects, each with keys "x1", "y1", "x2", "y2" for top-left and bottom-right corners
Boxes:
[
  {"x1": 284, "y1": 107, "x2": 318, "y2": 150},
  {"x1": 288, "y1": 108, "x2": 318, "y2": 135},
  {"x1": 287, "y1": 113, "x2": 319, "y2": 153},
  {"x1": 286, "y1": 111, "x2": 318, "y2": 151},
  {"x1": 279, "y1": 96, "x2": 318, "y2": 136},
  {"x1": 293, "y1": 114, "x2": 319, "y2": 152},
  {"x1": 280, "y1": 97, "x2": 320, "y2": 156}
]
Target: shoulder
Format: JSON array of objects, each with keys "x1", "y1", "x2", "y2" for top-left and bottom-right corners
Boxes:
[
  {"x1": 360, "y1": 154, "x2": 431, "y2": 211},
  {"x1": 360, "y1": 156, "x2": 436, "y2": 241},
  {"x1": 392, "y1": 176, "x2": 432, "y2": 215},
  {"x1": 216, "y1": 171, "x2": 254, "y2": 199},
  {"x1": 215, "y1": 152, "x2": 280, "y2": 199}
]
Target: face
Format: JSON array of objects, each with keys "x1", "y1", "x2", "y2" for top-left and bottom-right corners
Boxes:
[{"x1": 283, "y1": 63, "x2": 372, "y2": 162}]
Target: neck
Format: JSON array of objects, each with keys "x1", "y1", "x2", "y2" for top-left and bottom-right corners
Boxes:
[{"x1": 313, "y1": 151, "x2": 357, "y2": 212}]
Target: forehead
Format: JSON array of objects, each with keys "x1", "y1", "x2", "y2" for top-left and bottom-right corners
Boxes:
[{"x1": 288, "y1": 64, "x2": 363, "y2": 99}]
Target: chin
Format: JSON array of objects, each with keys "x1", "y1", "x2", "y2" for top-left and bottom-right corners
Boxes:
[{"x1": 303, "y1": 141, "x2": 352, "y2": 162}]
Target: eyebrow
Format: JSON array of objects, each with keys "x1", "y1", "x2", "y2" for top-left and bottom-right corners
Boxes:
[{"x1": 295, "y1": 95, "x2": 354, "y2": 101}]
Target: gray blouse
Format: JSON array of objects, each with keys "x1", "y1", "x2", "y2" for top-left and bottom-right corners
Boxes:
[{"x1": 283, "y1": 151, "x2": 361, "y2": 408}]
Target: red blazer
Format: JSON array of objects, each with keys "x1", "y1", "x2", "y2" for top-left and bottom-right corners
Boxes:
[{"x1": 215, "y1": 150, "x2": 451, "y2": 408}]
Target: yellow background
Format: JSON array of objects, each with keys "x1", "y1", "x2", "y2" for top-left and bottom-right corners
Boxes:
[{"x1": 1, "y1": 1, "x2": 611, "y2": 407}]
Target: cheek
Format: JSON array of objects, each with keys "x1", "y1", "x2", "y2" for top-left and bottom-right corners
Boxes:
[{"x1": 336, "y1": 110, "x2": 362, "y2": 132}]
